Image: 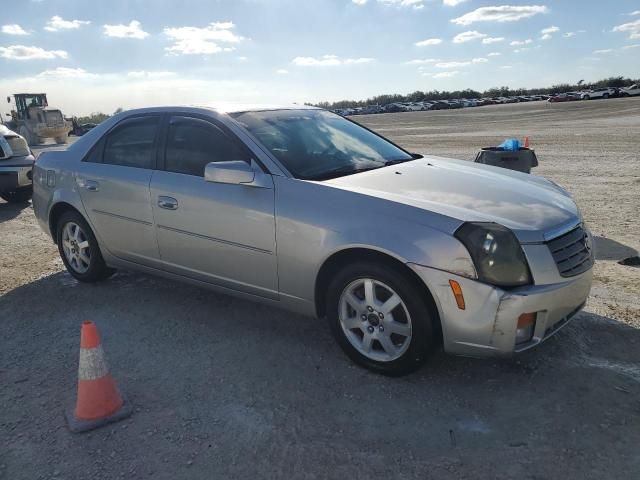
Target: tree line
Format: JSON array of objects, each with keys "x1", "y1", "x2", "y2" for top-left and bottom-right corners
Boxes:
[{"x1": 311, "y1": 76, "x2": 640, "y2": 110}]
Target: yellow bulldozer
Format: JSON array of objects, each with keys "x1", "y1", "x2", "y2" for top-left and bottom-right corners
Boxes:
[{"x1": 5, "y1": 93, "x2": 71, "y2": 146}]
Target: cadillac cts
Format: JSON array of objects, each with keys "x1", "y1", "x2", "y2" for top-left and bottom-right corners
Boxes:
[{"x1": 33, "y1": 106, "x2": 594, "y2": 375}]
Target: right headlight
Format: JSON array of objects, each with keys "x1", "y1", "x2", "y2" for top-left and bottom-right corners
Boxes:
[{"x1": 455, "y1": 222, "x2": 532, "y2": 288}]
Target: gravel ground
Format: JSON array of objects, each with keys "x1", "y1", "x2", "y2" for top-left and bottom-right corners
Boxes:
[{"x1": 1, "y1": 98, "x2": 639, "y2": 479}]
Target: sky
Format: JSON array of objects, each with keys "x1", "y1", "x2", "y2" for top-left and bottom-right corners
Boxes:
[{"x1": 1, "y1": 0, "x2": 639, "y2": 116}]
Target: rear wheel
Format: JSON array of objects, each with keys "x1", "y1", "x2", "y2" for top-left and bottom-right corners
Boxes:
[
  {"x1": 1, "y1": 186, "x2": 32, "y2": 203},
  {"x1": 54, "y1": 135, "x2": 68, "y2": 145},
  {"x1": 56, "y1": 211, "x2": 115, "y2": 282},
  {"x1": 326, "y1": 261, "x2": 435, "y2": 376},
  {"x1": 603, "y1": 93, "x2": 609, "y2": 99},
  {"x1": 19, "y1": 127, "x2": 35, "y2": 146}
]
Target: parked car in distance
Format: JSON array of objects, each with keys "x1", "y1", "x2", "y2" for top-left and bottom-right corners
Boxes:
[
  {"x1": 548, "y1": 94, "x2": 571, "y2": 103},
  {"x1": 621, "y1": 84, "x2": 640, "y2": 97},
  {"x1": 0, "y1": 124, "x2": 35, "y2": 203},
  {"x1": 33, "y1": 105, "x2": 594, "y2": 375},
  {"x1": 581, "y1": 87, "x2": 614, "y2": 100}
]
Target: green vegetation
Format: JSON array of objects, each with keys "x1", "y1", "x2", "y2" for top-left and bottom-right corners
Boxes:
[
  {"x1": 75, "y1": 107, "x2": 123, "y2": 125},
  {"x1": 312, "y1": 76, "x2": 640, "y2": 110}
]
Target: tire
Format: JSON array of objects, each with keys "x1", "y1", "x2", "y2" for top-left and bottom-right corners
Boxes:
[
  {"x1": 603, "y1": 93, "x2": 609, "y2": 99},
  {"x1": 583, "y1": 95, "x2": 590, "y2": 100},
  {"x1": 54, "y1": 135, "x2": 68, "y2": 145},
  {"x1": 0, "y1": 186, "x2": 32, "y2": 203},
  {"x1": 19, "y1": 127, "x2": 35, "y2": 147},
  {"x1": 326, "y1": 261, "x2": 435, "y2": 376},
  {"x1": 56, "y1": 210, "x2": 115, "y2": 282}
]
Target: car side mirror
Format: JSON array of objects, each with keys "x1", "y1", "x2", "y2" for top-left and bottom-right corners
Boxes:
[{"x1": 204, "y1": 160, "x2": 256, "y2": 185}]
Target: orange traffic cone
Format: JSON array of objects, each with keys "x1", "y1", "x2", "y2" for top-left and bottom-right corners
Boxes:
[
  {"x1": 524, "y1": 136, "x2": 530, "y2": 148},
  {"x1": 65, "y1": 321, "x2": 132, "y2": 432}
]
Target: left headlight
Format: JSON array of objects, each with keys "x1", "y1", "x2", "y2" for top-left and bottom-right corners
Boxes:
[{"x1": 454, "y1": 222, "x2": 532, "y2": 288}]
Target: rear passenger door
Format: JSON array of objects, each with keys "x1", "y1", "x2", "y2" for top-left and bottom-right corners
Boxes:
[
  {"x1": 76, "y1": 115, "x2": 161, "y2": 266},
  {"x1": 150, "y1": 115, "x2": 278, "y2": 299}
]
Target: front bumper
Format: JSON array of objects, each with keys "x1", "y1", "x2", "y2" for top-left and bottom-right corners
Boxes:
[
  {"x1": 409, "y1": 264, "x2": 593, "y2": 357},
  {"x1": 0, "y1": 156, "x2": 34, "y2": 192}
]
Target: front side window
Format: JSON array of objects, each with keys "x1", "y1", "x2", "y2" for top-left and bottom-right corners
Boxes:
[
  {"x1": 164, "y1": 116, "x2": 250, "y2": 177},
  {"x1": 231, "y1": 109, "x2": 413, "y2": 180},
  {"x1": 103, "y1": 116, "x2": 160, "y2": 169}
]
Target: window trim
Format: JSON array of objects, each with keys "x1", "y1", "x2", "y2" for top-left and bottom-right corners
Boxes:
[
  {"x1": 81, "y1": 113, "x2": 163, "y2": 169},
  {"x1": 159, "y1": 113, "x2": 263, "y2": 177}
]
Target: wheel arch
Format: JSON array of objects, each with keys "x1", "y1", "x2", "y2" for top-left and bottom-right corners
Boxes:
[
  {"x1": 314, "y1": 247, "x2": 443, "y2": 344},
  {"x1": 48, "y1": 202, "x2": 85, "y2": 244}
]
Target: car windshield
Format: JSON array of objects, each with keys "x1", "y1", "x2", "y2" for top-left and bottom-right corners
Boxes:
[{"x1": 231, "y1": 109, "x2": 413, "y2": 180}]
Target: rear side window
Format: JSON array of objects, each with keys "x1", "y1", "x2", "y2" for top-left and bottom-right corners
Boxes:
[
  {"x1": 103, "y1": 116, "x2": 160, "y2": 169},
  {"x1": 164, "y1": 116, "x2": 251, "y2": 177}
]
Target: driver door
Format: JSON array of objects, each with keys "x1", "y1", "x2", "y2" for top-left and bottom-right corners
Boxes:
[{"x1": 150, "y1": 115, "x2": 278, "y2": 299}]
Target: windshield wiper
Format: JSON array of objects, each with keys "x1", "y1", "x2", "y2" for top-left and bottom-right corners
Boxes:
[
  {"x1": 307, "y1": 165, "x2": 383, "y2": 181},
  {"x1": 384, "y1": 155, "x2": 421, "y2": 166}
]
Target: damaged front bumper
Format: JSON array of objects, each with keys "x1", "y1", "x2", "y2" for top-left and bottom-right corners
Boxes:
[{"x1": 409, "y1": 263, "x2": 593, "y2": 357}]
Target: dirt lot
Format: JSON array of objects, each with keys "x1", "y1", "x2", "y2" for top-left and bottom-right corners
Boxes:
[{"x1": 1, "y1": 98, "x2": 639, "y2": 479}]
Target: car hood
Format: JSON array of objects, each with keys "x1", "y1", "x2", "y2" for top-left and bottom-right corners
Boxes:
[{"x1": 323, "y1": 156, "x2": 580, "y2": 243}]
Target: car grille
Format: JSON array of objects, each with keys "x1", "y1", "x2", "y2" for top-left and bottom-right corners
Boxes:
[{"x1": 546, "y1": 225, "x2": 594, "y2": 277}]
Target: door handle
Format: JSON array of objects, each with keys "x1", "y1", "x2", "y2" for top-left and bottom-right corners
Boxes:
[{"x1": 158, "y1": 196, "x2": 178, "y2": 210}]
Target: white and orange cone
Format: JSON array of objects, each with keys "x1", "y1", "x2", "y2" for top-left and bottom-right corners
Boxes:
[{"x1": 65, "y1": 321, "x2": 132, "y2": 433}]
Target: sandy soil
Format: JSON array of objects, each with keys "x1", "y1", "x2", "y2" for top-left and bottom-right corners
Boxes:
[{"x1": 1, "y1": 98, "x2": 639, "y2": 479}]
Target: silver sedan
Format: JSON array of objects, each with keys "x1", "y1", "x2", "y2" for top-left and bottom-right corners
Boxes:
[{"x1": 33, "y1": 105, "x2": 593, "y2": 375}]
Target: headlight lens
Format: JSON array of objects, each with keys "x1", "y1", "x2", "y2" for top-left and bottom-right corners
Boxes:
[{"x1": 455, "y1": 222, "x2": 531, "y2": 288}]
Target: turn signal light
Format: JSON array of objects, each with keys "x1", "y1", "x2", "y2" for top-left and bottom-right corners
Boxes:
[
  {"x1": 516, "y1": 312, "x2": 537, "y2": 344},
  {"x1": 448, "y1": 280, "x2": 466, "y2": 310}
]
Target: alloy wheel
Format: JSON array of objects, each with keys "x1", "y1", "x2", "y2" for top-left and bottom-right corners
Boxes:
[
  {"x1": 338, "y1": 278, "x2": 412, "y2": 362},
  {"x1": 62, "y1": 222, "x2": 91, "y2": 274}
]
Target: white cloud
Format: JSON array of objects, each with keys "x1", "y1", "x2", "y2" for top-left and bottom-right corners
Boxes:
[
  {"x1": 352, "y1": 0, "x2": 368, "y2": 4},
  {"x1": 292, "y1": 55, "x2": 374, "y2": 66},
  {"x1": 415, "y1": 38, "x2": 442, "y2": 46},
  {"x1": 510, "y1": 39, "x2": 533, "y2": 46},
  {"x1": 563, "y1": 32, "x2": 576, "y2": 38},
  {"x1": 44, "y1": 15, "x2": 90, "y2": 32},
  {"x1": 432, "y1": 71, "x2": 459, "y2": 78},
  {"x1": 2, "y1": 24, "x2": 29, "y2": 35},
  {"x1": 0, "y1": 45, "x2": 68, "y2": 60},
  {"x1": 104, "y1": 20, "x2": 149, "y2": 39},
  {"x1": 443, "y1": 0, "x2": 468, "y2": 5},
  {"x1": 540, "y1": 25, "x2": 559, "y2": 40},
  {"x1": 472, "y1": 57, "x2": 488, "y2": 63},
  {"x1": 540, "y1": 25, "x2": 559, "y2": 34},
  {"x1": 453, "y1": 30, "x2": 486, "y2": 43},
  {"x1": 127, "y1": 71, "x2": 175, "y2": 78},
  {"x1": 378, "y1": 0, "x2": 425, "y2": 9},
  {"x1": 482, "y1": 36, "x2": 504, "y2": 44},
  {"x1": 487, "y1": 52, "x2": 501, "y2": 56},
  {"x1": 405, "y1": 58, "x2": 439, "y2": 65},
  {"x1": 164, "y1": 22, "x2": 243, "y2": 55},
  {"x1": 451, "y1": 5, "x2": 548, "y2": 25},
  {"x1": 436, "y1": 61, "x2": 471, "y2": 68},
  {"x1": 593, "y1": 49, "x2": 613, "y2": 54},
  {"x1": 38, "y1": 67, "x2": 96, "y2": 78},
  {"x1": 237, "y1": 56, "x2": 248, "y2": 61},
  {"x1": 629, "y1": 10, "x2": 640, "y2": 16},
  {"x1": 276, "y1": 69, "x2": 289, "y2": 74},
  {"x1": 612, "y1": 19, "x2": 640, "y2": 40},
  {"x1": 500, "y1": 65, "x2": 512, "y2": 69},
  {"x1": 622, "y1": 44, "x2": 640, "y2": 49}
]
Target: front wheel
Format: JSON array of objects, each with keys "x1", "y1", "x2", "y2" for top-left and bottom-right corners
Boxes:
[
  {"x1": 56, "y1": 211, "x2": 115, "y2": 282},
  {"x1": 54, "y1": 135, "x2": 68, "y2": 145},
  {"x1": 603, "y1": 93, "x2": 609, "y2": 99},
  {"x1": 326, "y1": 261, "x2": 435, "y2": 376}
]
